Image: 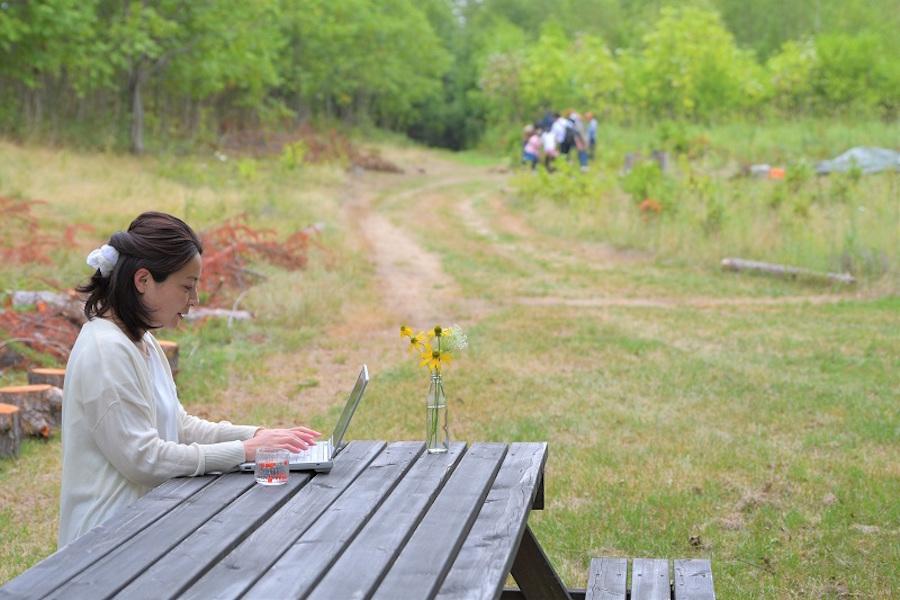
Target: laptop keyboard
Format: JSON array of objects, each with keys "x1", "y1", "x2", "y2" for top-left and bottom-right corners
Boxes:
[{"x1": 289, "y1": 439, "x2": 332, "y2": 463}]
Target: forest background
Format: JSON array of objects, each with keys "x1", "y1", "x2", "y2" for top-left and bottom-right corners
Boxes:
[{"x1": 1, "y1": 0, "x2": 898, "y2": 153}]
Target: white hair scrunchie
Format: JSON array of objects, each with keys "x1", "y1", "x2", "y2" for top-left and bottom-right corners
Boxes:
[{"x1": 86, "y1": 244, "x2": 120, "y2": 278}]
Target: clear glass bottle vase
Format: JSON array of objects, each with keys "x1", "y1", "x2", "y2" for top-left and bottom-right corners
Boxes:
[{"x1": 425, "y1": 372, "x2": 449, "y2": 454}]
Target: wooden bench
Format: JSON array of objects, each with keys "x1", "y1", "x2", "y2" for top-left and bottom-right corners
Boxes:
[
  {"x1": 502, "y1": 556, "x2": 716, "y2": 599},
  {"x1": 583, "y1": 557, "x2": 715, "y2": 600}
]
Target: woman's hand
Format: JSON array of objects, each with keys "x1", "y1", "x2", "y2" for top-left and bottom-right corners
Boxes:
[{"x1": 243, "y1": 426, "x2": 321, "y2": 462}]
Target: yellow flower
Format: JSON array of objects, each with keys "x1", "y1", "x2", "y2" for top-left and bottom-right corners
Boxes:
[
  {"x1": 407, "y1": 331, "x2": 428, "y2": 353},
  {"x1": 433, "y1": 325, "x2": 452, "y2": 338},
  {"x1": 400, "y1": 325, "x2": 414, "y2": 338},
  {"x1": 419, "y1": 343, "x2": 452, "y2": 371}
]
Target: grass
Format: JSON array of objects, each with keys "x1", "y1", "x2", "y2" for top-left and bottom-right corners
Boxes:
[{"x1": 1, "y1": 129, "x2": 898, "y2": 597}]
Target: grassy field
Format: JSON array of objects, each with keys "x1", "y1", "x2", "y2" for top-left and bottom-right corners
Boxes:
[{"x1": 0, "y1": 127, "x2": 898, "y2": 597}]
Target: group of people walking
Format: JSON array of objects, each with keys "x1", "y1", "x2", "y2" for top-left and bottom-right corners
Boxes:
[{"x1": 521, "y1": 110, "x2": 597, "y2": 173}]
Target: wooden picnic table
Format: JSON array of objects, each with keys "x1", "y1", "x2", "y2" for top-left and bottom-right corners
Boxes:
[{"x1": 1, "y1": 440, "x2": 573, "y2": 600}]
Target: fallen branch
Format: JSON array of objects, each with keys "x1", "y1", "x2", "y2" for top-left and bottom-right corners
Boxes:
[
  {"x1": 9, "y1": 290, "x2": 86, "y2": 325},
  {"x1": 721, "y1": 258, "x2": 856, "y2": 285},
  {"x1": 184, "y1": 308, "x2": 253, "y2": 321}
]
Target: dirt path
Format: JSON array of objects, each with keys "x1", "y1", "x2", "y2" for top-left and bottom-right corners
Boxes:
[{"x1": 242, "y1": 154, "x2": 501, "y2": 421}]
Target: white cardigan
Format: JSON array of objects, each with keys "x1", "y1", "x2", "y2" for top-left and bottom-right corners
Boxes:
[{"x1": 58, "y1": 318, "x2": 257, "y2": 547}]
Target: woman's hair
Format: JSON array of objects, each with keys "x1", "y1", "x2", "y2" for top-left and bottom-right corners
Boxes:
[{"x1": 78, "y1": 211, "x2": 203, "y2": 342}]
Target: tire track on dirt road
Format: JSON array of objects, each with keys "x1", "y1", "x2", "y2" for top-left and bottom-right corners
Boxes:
[
  {"x1": 453, "y1": 185, "x2": 870, "y2": 310},
  {"x1": 244, "y1": 159, "x2": 498, "y2": 422}
]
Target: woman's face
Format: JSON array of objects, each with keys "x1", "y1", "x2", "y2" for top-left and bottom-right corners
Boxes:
[{"x1": 138, "y1": 253, "x2": 202, "y2": 329}]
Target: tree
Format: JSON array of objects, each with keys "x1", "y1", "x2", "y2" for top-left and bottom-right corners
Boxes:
[{"x1": 628, "y1": 6, "x2": 766, "y2": 119}]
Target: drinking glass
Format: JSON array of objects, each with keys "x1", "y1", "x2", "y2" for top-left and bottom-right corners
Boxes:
[{"x1": 254, "y1": 448, "x2": 290, "y2": 486}]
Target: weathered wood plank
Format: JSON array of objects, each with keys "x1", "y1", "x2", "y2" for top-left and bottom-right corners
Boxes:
[
  {"x1": 436, "y1": 442, "x2": 548, "y2": 600},
  {"x1": 0, "y1": 476, "x2": 212, "y2": 600},
  {"x1": 509, "y1": 525, "x2": 572, "y2": 600},
  {"x1": 673, "y1": 559, "x2": 715, "y2": 600},
  {"x1": 370, "y1": 443, "x2": 508, "y2": 600},
  {"x1": 585, "y1": 557, "x2": 627, "y2": 600},
  {"x1": 180, "y1": 441, "x2": 384, "y2": 600},
  {"x1": 45, "y1": 473, "x2": 255, "y2": 599},
  {"x1": 502, "y1": 589, "x2": 586, "y2": 600},
  {"x1": 306, "y1": 442, "x2": 466, "y2": 600},
  {"x1": 243, "y1": 442, "x2": 424, "y2": 599},
  {"x1": 631, "y1": 559, "x2": 670, "y2": 600},
  {"x1": 116, "y1": 471, "x2": 311, "y2": 599}
]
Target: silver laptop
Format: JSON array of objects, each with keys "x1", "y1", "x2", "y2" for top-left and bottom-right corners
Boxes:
[{"x1": 240, "y1": 365, "x2": 368, "y2": 473}]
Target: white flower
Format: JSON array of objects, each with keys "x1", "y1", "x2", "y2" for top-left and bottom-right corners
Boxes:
[
  {"x1": 444, "y1": 324, "x2": 468, "y2": 352},
  {"x1": 86, "y1": 244, "x2": 120, "y2": 277}
]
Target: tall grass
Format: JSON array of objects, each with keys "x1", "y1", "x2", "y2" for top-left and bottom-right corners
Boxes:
[{"x1": 512, "y1": 119, "x2": 899, "y2": 286}]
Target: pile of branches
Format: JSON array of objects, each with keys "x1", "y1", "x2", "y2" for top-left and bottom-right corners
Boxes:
[
  {"x1": 219, "y1": 123, "x2": 403, "y2": 173},
  {"x1": 199, "y1": 216, "x2": 324, "y2": 307}
]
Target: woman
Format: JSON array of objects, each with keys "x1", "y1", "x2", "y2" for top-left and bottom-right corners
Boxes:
[{"x1": 58, "y1": 211, "x2": 319, "y2": 547}]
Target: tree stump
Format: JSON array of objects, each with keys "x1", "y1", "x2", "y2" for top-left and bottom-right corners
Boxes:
[
  {"x1": 0, "y1": 384, "x2": 63, "y2": 438},
  {"x1": 158, "y1": 340, "x2": 179, "y2": 378},
  {"x1": 27, "y1": 367, "x2": 66, "y2": 389},
  {"x1": 0, "y1": 403, "x2": 21, "y2": 457}
]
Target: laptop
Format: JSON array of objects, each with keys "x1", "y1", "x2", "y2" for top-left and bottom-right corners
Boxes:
[{"x1": 239, "y1": 364, "x2": 369, "y2": 473}]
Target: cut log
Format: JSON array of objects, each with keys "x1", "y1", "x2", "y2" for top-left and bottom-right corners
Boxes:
[
  {"x1": 158, "y1": 340, "x2": 179, "y2": 377},
  {"x1": 0, "y1": 384, "x2": 63, "y2": 438},
  {"x1": 721, "y1": 258, "x2": 856, "y2": 285},
  {"x1": 0, "y1": 403, "x2": 22, "y2": 457},
  {"x1": 27, "y1": 367, "x2": 66, "y2": 389}
]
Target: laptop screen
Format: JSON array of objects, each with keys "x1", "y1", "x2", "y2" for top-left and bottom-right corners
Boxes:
[{"x1": 331, "y1": 365, "x2": 369, "y2": 448}]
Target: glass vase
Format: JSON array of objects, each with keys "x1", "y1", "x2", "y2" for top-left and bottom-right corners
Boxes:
[{"x1": 426, "y1": 372, "x2": 449, "y2": 454}]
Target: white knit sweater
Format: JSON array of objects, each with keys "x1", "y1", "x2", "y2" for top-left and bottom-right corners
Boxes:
[{"x1": 58, "y1": 318, "x2": 257, "y2": 547}]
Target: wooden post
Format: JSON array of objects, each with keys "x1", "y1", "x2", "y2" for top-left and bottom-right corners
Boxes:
[
  {"x1": 0, "y1": 384, "x2": 63, "y2": 438},
  {"x1": 27, "y1": 367, "x2": 66, "y2": 389},
  {"x1": 0, "y1": 403, "x2": 21, "y2": 457},
  {"x1": 158, "y1": 340, "x2": 179, "y2": 378}
]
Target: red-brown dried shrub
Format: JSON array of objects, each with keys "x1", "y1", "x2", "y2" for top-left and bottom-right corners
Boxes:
[
  {"x1": 0, "y1": 197, "x2": 96, "y2": 265},
  {"x1": 639, "y1": 198, "x2": 663, "y2": 222},
  {"x1": 199, "y1": 216, "x2": 322, "y2": 306}
]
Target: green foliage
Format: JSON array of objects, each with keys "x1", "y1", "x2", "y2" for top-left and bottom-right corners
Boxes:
[
  {"x1": 630, "y1": 6, "x2": 767, "y2": 118},
  {"x1": 514, "y1": 159, "x2": 613, "y2": 209},
  {"x1": 0, "y1": 0, "x2": 898, "y2": 148},
  {"x1": 279, "y1": 141, "x2": 308, "y2": 170},
  {"x1": 621, "y1": 161, "x2": 664, "y2": 204},
  {"x1": 279, "y1": 0, "x2": 449, "y2": 127},
  {"x1": 813, "y1": 32, "x2": 900, "y2": 114}
]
